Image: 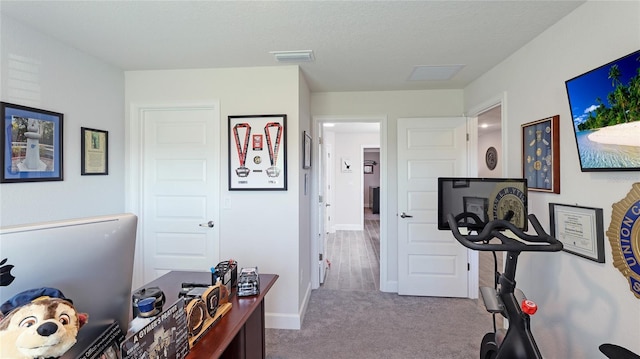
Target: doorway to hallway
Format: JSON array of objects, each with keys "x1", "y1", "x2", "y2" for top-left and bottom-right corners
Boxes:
[
  {"x1": 321, "y1": 207, "x2": 380, "y2": 291},
  {"x1": 315, "y1": 119, "x2": 382, "y2": 292},
  {"x1": 476, "y1": 105, "x2": 503, "y2": 299}
]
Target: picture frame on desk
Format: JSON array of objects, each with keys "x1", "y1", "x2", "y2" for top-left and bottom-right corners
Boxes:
[
  {"x1": 77, "y1": 321, "x2": 124, "y2": 359},
  {"x1": 120, "y1": 299, "x2": 190, "y2": 359},
  {"x1": 1, "y1": 102, "x2": 63, "y2": 183}
]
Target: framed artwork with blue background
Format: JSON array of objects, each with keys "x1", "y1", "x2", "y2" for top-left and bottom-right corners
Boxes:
[
  {"x1": 521, "y1": 115, "x2": 560, "y2": 193},
  {"x1": 1, "y1": 102, "x2": 63, "y2": 183}
]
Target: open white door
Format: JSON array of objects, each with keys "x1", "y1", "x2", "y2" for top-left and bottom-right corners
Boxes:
[
  {"x1": 319, "y1": 139, "x2": 334, "y2": 283},
  {"x1": 317, "y1": 131, "x2": 326, "y2": 284},
  {"x1": 397, "y1": 117, "x2": 469, "y2": 297}
]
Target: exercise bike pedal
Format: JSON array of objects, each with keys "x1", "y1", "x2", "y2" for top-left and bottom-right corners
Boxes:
[{"x1": 480, "y1": 286, "x2": 504, "y2": 313}]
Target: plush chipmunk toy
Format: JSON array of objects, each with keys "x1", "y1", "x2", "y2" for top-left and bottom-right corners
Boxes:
[{"x1": 0, "y1": 287, "x2": 88, "y2": 359}]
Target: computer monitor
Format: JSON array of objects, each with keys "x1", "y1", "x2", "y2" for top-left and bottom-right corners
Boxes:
[
  {"x1": 437, "y1": 177, "x2": 528, "y2": 231},
  {"x1": 0, "y1": 213, "x2": 138, "y2": 357}
]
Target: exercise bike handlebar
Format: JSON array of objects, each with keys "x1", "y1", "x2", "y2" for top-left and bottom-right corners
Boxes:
[{"x1": 446, "y1": 213, "x2": 563, "y2": 252}]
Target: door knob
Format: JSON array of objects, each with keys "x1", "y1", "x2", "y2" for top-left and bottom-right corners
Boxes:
[
  {"x1": 325, "y1": 203, "x2": 331, "y2": 207},
  {"x1": 400, "y1": 212, "x2": 413, "y2": 218},
  {"x1": 199, "y1": 220, "x2": 215, "y2": 228}
]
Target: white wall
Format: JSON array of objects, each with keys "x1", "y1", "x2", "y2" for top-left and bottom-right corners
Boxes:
[
  {"x1": 297, "y1": 70, "x2": 313, "y2": 318},
  {"x1": 328, "y1": 131, "x2": 380, "y2": 230},
  {"x1": 125, "y1": 66, "x2": 309, "y2": 330},
  {"x1": 0, "y1": 14, "x2": 126, "y2": 226},
  {"x1": 311, "y1": 90, "x2": 464, "y2": 290},
  {"x1": 465, "y1": 1, "x2": 640, "y2": 356}
]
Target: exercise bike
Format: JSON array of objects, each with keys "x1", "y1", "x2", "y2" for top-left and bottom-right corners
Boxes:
[
  {"x1": 447, "y1": 212, "x2": 563, "y2": 359},
  {"x1": 599, "y1": 343, "x2": 640, "y2": 359}
]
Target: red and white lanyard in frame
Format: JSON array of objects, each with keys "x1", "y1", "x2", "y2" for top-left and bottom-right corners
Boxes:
[
  {"x1": 264, "y1": 122, "x2": 282, "y2": 177},
  {"x1": 233, "y1": 123, "x2": 251, "y2": 177}
]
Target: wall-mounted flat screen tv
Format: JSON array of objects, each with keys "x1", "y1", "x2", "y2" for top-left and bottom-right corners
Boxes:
[
  {"x1": 565, "y1": 50, "x2": 640, "y2": 171},
  {"x1": 437, "y1": 177, "x2": 528, "y2": 232}
]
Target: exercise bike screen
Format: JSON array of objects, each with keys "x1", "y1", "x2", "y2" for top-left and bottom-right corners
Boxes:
[{"x1": 437, "y1": 177, "x2": 528, "y2": 231}]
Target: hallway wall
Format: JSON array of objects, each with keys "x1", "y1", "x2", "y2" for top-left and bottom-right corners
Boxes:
[{"x1": 329, "y1": 131, "x2": 380, "y2": 230}]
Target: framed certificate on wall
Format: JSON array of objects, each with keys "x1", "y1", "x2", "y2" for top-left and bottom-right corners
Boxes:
[{"x1": 549, "y1": 203, "x2": 604, "y2": 263}]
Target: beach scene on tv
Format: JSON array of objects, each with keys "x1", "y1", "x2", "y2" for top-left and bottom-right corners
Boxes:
[{"x1": 565, "y1": 50, "x2": 640, "y2": 170}]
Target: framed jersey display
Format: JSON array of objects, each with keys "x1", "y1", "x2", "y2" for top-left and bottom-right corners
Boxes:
[
  {"x1": 228, "y1": 114, "x2": 287, "y2": 190},
  {"x1": 521, "y1": 115, "x2": 560, "y2": 193}
]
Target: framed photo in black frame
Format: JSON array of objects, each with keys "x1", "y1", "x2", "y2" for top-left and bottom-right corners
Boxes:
[
  {"x1": 228, "y1": 114, "x2": 287, "y2": 190},
  {"x1": 1, "y1": 102, "x2": 63, "y2": 183},
  {"x1": 81, "y1": 127, "x2": 108, "y2": 175},
  {"x1": 303, "y1": 130, "x2": 311, "y2": 169}
]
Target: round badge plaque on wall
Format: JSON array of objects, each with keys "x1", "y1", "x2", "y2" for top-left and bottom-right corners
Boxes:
[{"x1": 485, "y1": 147, "x2": 498, "y2": 170}]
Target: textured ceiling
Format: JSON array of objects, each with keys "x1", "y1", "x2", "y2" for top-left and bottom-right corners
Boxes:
[{"x1": 0, "y1": 1, "x2": 585, "y2": 92}]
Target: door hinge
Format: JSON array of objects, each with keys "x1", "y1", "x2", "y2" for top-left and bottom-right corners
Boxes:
[
  {"x1": 466, "y1": 133, "x2": 469, "y2": 141},
  {"x1": 467, "y1": 263, "x2": 470, "y2": 271},
  {"x1": 319, "y1": 253, "x2": 323, "y2": 261},
  {"x1": 319, "y1": 136, "x2": 323, "y2": 145}
]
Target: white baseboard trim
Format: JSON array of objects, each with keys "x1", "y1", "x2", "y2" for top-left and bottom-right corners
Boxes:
[
  {"x1": 298, "y1": 282, "x2": 311, "y2": 324},
  {"x1": 265, "y1": 312, "x2": 301, "y2": 330},
  {"x1": 380, "y1": 280, "x2": 398, "y2": 293},
  {"x1": 265, "y1": 282, "x2": 312, "y2": 330},
  {"x1": 334, "y1": 224, "x2": 363, "y2": 231}
]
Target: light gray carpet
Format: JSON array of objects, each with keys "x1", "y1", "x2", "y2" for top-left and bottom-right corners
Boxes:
[{"x1": 266, "y1": 289, "x2": 492, "y2": 359}]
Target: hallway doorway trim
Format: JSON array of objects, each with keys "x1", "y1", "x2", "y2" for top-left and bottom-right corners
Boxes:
[{"x1": 310, "y1": 115, "x2": 388, "y2": 291}]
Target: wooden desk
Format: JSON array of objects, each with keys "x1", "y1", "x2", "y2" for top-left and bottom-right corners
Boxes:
[{"x1": 142, "y1": 271, "x2": 278, "y2": 359}]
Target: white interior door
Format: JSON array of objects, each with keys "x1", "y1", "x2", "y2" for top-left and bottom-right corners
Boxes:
[
  {"x1": 319, "y1": 142, "x2": 334, "y2": 283},
  {"x1": 397, "y1": 117, "x2": 469, "y2": 297},
  {"x1": 141, "y1": 106, "x2": 220, "y2": 282},
  {"x1": 317, "y1": 131, "x2": 327, "y2": 284},
  {"x1": 324, "y1": 144, "x2": 334, "y2": 234}
]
